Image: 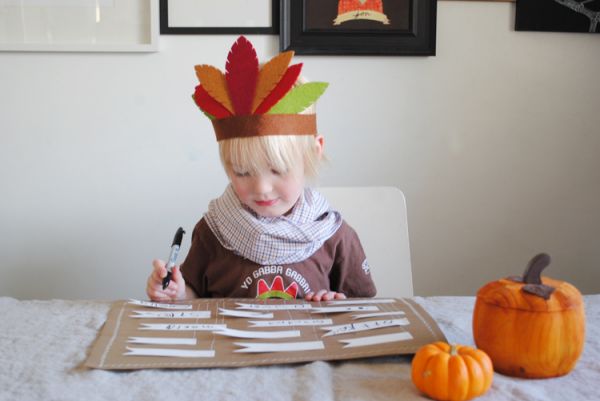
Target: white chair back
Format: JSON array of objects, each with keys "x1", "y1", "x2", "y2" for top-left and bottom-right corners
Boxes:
[{"x1": 318, "y1": 186, "x2": 413, "y2": 297}]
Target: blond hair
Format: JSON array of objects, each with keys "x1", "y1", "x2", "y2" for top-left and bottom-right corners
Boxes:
[{"x1": 219, "y1": 133, "x2": 322, "y2": 179}]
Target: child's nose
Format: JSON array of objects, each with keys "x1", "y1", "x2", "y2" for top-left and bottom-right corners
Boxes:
[{"x1": 252, "y1": 176, "x2": 272, "y2": 194}]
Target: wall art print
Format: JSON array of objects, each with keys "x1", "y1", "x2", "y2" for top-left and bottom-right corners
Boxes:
[
  {"x1": 516, "y1": 0, "x2": 600, "y2": 33},
  {"x1": 303, "y1": 0, "x2": 404, "y2": 31},
  {"x1": 160, "y1": 0, "x2": 279, "y2": 34},
  {"x1": 280, "y1": 0, "x2": 437, "y2": 56}
]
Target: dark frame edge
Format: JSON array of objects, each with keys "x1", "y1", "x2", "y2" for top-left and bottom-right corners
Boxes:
[
  {"x1": 160, "y1": 0, "x2": 280, "y2": 35},
  {"x1": 280, "y1": 0, "x2": 437, "y2": 56}
]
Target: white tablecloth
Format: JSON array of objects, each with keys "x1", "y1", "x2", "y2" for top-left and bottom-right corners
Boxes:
[{"x1": 0, "y1": 295, "x2": 598, "y2": 401}]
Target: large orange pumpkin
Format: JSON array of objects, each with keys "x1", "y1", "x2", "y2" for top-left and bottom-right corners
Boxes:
[
  {"x1": 411, "y1": 342, "x2": 493, "y2": 401},
  {"x1": 473, "y1": 253, "x2": 585, "y2": 378}
]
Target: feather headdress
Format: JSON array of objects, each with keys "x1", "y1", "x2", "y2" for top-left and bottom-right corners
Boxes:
[{"x1": 193, "y1": 36, "x2": 328, "y2": 141}]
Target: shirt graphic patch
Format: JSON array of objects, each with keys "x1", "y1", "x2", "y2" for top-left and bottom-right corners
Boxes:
[
  {"x1": 362, "y1": 259, "x2": 371, "y2": 275},
  {"x1": 257, "y1": 275, "x2": 298, "y2": 300}
]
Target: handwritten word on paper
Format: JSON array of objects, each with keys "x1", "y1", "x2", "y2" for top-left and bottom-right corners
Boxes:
[
  {"x1": 234, "y1": 341, "x2": 325, "y2": 353},
  {"x1": 311, "y1": 305, "x2": 379, "y2": 314},
  {"x1": 128, "y1": 299, "x2": 192, "y2": 310},
  {"x1": 236, "y1": 303, "x2": 312, "y2": 311},
  {"x1": 218, "y1": 308, "x2": 274, "y2": 319},
  {"x1": 339, "y1": 332, "x2": 413, "y2": 348},
  {"x1": 139, "y1": 323, "x2": 226, "y2": 331},
  {"x1": 124, "y1": 347, "x2": 215, "y2": 358},
  {"x1": 325, "y1": 298, "x2": 396, "y2": 305},
  {"x1": 131, "y1": 310, "x2": 211, "y2": 319},
  {"x1": 127, "y1": 337, "x2": 197, "y2": 346},
  {"x1": 214, "y1": 328, "x2": 300, "y2": 339},
  {"x1": 352, "y1": 311, "x2": 406, "y2": 319},
  {"x1": 321, "y1": 318, "x2": 410, "y2": 337},
  {"x1": 248, "y1": 319, "x2": 333, "y2": 328}
]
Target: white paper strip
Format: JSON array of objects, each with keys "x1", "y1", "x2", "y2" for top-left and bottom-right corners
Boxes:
[
  {"x1": 339, "y1": 332, "x2": 413, "y2": 348},
  {"x1": 218, "y1": 308, "x2": 273, "y2": 319},
  {"x1": 214, "y1": 328, "x2": 300, "y2": 339},
  {"x1": 124, "y1": 347, "x2": 215, "y2": 358},
  {"x1": 127, "y1": 337, "x2": 197, "y2": 345},
  {"x1": 310, "y1": 305, "x2": 379, "y2": 314},
  {"x1": 326, "y1": 298, "x2": 395, "y2": 305},
  {"x1": 140, "y1": 323, "x2": 226, "y2": 331},
  {"x1": 352, "y1": 311, "x2": 406, "y2": 319},
  {"x1": 234, "y1": 341, "x2": 325, "y2": 353},
  {"x1": 321, "y1": 319, "x2": 410, "y2": 337},
  {"x1": 131, "y1": 310, "x2": 211, "y2": 319},
  {"x1": 236, "y1": 303, "x2": 312, "y2": 311},
  {"x1": 128, "y1": 299, "x2": 193, "y2": 310},
  {"x1": 248, "y1": 319, "x2": 333, "y2": 327}
]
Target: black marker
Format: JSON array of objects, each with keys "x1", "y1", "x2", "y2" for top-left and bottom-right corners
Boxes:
[{"x1": 162, "y1": 227, "x2": 186, "y2": 290}]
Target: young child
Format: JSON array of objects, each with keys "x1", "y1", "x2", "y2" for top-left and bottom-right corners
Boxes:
[{"x1": 146, "y1": 36, "x2": 376, "y2": 303}]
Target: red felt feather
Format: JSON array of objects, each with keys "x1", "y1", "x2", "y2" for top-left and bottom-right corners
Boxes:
[
  {"x1": 225, "y1": 36, "x2": 259, "y2": 116},
  {"x1": 193, "y1": 85, "x2": 232, "y2": 119},
  {"x1": 254, "y1": 63, "x2": 303, "y2": 115}
]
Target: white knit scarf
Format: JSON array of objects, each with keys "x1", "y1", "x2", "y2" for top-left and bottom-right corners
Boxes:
[{"x1": 204, "y1": 185, "x2": 342, "y2": 265}]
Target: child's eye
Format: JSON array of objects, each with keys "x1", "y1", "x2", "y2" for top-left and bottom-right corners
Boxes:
[
  {"x1": 233, "y1": 171, "x2": 250, "y2": 177},
  {"x1": 270, "y1": 167, "x2": 289, "y2": 176}
]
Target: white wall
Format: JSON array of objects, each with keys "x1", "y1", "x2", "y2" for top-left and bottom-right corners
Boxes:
[{"x1": 1, "y1": 2, "x2": 599, "y2": 299}]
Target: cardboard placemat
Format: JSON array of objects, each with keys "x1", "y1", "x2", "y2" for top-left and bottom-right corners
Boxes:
[{"x1": 85, "y1": 298, "x2": 446, "y2": 370}]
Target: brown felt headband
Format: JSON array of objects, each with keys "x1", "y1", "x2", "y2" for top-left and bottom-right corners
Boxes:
[{"x1": 211, "y1": 114, "x2": 317, "y2": 141}]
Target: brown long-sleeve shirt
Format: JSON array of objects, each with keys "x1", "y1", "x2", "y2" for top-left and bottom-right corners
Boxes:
[{"x1": 181, "y1": 218, "x2": 377, "y2": 299}]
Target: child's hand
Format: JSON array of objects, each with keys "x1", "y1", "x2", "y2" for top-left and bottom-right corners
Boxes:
[
  {"x1": 146, "y1": 259, "x2": 187, "y2": 301},
  {"x1": 304, "y1": 290, "x2": 347, "y2": 302}
]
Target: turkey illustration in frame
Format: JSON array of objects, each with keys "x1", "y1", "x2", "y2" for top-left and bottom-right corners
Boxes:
[{"x1": 280, "y1": 0, "x2": 437, "y2": 55}]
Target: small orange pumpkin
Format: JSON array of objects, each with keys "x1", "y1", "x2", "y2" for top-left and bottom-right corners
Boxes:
[
  {"x1": 473, "y1": 253, "x2": 585, "y2": 378},
  {"x1": 411, "y1": 342, "x2": 493, "y2": 401}
]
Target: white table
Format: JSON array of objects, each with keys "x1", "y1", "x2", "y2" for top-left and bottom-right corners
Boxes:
[{"x1": 0, "y1": 295, "x2": 598, "y2": 401}]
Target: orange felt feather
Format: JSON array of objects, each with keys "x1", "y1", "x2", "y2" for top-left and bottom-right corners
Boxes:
[
  {"x1": 193, "y1": 85, "x2": 232, "y2": 119},
  {"x1": 225, "y1": 36, "x2": 259, "y2": 116},
  {"x1": 251, "y1": 51, "x2": 294, "y2": 113},
  {"x1": 194, "y1": 65, "x2": 234, "y2": 114}
]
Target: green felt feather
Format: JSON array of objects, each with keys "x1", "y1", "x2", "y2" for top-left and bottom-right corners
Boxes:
[
  {"x1": 203, "y1": 111, "x2": 216, "y2": 120},
  {"x1": 266, "y1": 82, "x2": 328, "y2": 115}
]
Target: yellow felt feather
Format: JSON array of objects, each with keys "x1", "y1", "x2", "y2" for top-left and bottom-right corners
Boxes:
[
  {"x1": 251, "y1": 51, "x2": 294, "y2": 113},
  {"x1": 194, "y1": 64, "x2": 233, "y2": 114}
]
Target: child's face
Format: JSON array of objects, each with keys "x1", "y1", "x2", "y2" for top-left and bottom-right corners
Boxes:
[{"x1": 227, "y1": 164, "x2": 306, "y2": 218}]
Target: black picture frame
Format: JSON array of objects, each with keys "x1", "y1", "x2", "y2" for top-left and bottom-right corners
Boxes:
[
  {"x1": 515, "y1": 0, "x2": 600, "y2": 33},
  {"x1": 160, "y1": 0, "x2": 280, "y2": 35},
  {"x1": 280, "y1": 0, "x2": 437, "y2": 55}
]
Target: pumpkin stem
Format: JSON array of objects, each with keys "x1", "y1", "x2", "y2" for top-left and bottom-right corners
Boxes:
[
  {"x1": 520, "y1": 253, "x2": 556, "y2": 300},
  {"x1": 522, "y1": 253, "x2": 551, "y2": 284},
  {"x1": 449, "y1": 344, "x2": 458, "y2": 356}
]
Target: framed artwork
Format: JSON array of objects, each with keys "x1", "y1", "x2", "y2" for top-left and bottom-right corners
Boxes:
[
  {"x1": 0, "y1": 0, "x2": 158, "y2": 52},
  {"x1": 516, "y1": 0, "x2": 600, "y2": 33},
  {"x1": 441, "y1": 1, "x2": 514, "y2": 2},
  {"x1": 280, "y1": 0, "x2": 437, "y2": 56},
  {"x1": 160, "y1": 0, "x2": 279, "y2": 34}
]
